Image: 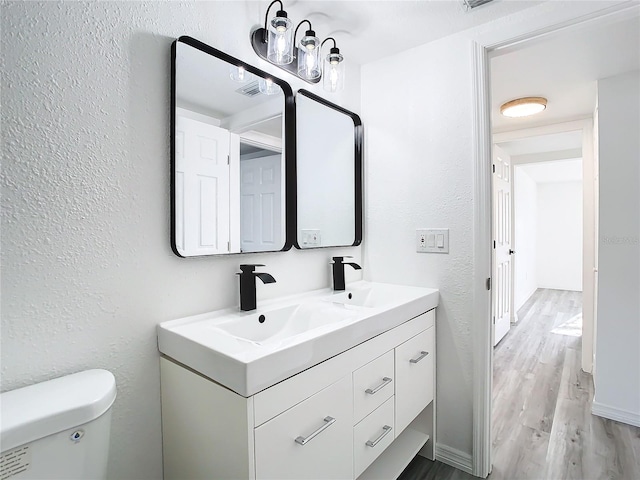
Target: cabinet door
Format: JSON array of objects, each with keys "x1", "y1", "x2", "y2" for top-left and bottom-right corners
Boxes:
[
  {"x1": 395, "y1": 327, "x2": 435, "y2": 436},
  {"x1": 255, "y1": 375, "x2": 353, "y2": 480}
]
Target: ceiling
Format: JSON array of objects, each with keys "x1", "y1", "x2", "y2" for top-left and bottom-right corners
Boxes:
[
  {"x1": 281, "y1": 0, "x2": 542, "y2": 65},
  {"x1": 518, "y1": 159, "x2": 582, "y2": 183},
  {"x1": 177, "y1": 41, "x2": 281, "y2": 118},
  {"x1": 498, "y1": 130, "x2": 582, "y2": 157},
  {"x1": 491, "y1": 13, "x2": 640, "y2": 132},
  {"x1": 272, "y1": 2, "x2": 638, "y2": 133}
]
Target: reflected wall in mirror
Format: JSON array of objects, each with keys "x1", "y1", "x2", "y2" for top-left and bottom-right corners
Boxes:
[
  {"x1": 171, "y1": 36, "x2": 294, "y2": 257},
  {"x1": 295, "y1": 90, "x2": 362, "y2": 249}
]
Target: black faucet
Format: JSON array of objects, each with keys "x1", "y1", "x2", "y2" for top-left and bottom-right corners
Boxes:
[
  {"x1": 237, "y1": 264, "x2": 276, "y2": 311},
  {"x1": 331, "y1": 256, "x2": 362, "y2": 291}
]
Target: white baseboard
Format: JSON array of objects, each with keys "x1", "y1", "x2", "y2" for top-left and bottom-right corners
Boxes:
[
  {"x1": 435, "y1": 443, "x2": 473, "y2": 475},
  {"x1": 592, "y1": 401, "x2": 640, "y2": 427},
  {"x1": 537, "y1": 285, "x2": 583, "y2": 292},
  {"x1": 514, "y1": 287, "x2": 538, "y2": 314}
]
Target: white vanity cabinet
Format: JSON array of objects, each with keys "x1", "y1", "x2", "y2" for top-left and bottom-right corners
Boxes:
[{"x1": 160, "y1": 309, "x2": 436, "y2": 480}]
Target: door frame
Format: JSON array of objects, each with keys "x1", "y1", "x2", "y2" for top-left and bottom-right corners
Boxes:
[{"x1": 470, "y1": 2, "x2": 638, "y2": 477}]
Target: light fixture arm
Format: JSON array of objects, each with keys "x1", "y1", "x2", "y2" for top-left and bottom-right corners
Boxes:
[
  {"x1": 321, "y1": 37, "x2": 337, "y2": 50},
  {"x1": 294, "y1": 20, "x2": 313, "y2": 50},
  {"x1": 263, "y1": 0, "x2": 285, "y2": 42}
]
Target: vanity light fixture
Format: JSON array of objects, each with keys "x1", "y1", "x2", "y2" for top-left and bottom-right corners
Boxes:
[
  {"x1": 258, "y1": 77, "x2": 281, "y2": 95},
  {"x1": 229, "y1": 65, "x2": 248, "y2": 83},
  {"x1": 322, "y1": 37, "x2": 344, "y2": 92},
  {"x1": 250, "y1": 1, "x2": 346, "y2": 92},
  {"x1": 295, "y1": 20, "x2": 321, "y2": 80},
  {"x1": 500, "y1": 97, "x2": 547, "y2": 118},
  {"x1": 264, "y1": 0, "x2": 294, "y2": 65}
]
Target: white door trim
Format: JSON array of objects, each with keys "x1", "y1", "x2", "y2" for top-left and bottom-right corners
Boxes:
[{"x1": 471, "y1": 2, "x2": 639, "y2": 477}]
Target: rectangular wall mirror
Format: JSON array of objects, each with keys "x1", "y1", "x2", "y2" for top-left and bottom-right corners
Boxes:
[
  {"x1": 295, "y1": 90, "x2": 362, "y2": 248},
  {"x1": 171, "y1": 36, "x2": 294, "y2": 257}
]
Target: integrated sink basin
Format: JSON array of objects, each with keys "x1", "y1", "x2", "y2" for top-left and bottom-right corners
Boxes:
[
  {"x1": 157, "y1": 281, "x2": 439, "y2": 396},
  {"x1": 326, "y1": 282, "x2": 424, "y2": 309},
  {"x1": 212, "y1": 302, "x2": 362, "y2": 346}
]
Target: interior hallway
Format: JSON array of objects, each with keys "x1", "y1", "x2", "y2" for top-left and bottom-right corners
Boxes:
[{"x1": 398, "y1": 289, "x2": 640, "y2": 480}]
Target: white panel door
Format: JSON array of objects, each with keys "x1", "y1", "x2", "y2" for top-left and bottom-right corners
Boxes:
[
  {"x1": 240, "y1": 154, "x2": 282, "y2": 252},
  {"x1": 492, "y1": 144, "x2": 513, "y2": 346},
  {"x1": 175, "y1": 116, "x2": 230, "y2": 255}
]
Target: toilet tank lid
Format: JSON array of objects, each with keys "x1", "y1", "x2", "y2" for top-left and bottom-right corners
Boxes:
[{"x1": 0, "y1": 369, "x2": 116, "y2": 452}]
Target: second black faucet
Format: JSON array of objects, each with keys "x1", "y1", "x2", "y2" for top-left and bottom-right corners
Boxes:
[{"x1": 331, "y1": 256, "x2": 361, "y2": 291}]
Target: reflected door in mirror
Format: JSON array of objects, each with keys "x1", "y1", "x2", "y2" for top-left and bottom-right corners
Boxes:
[
  {"x1": 175, "y1": 116, "x2": 230, "y2": 255},
  {"x1": 240, "y1": 149, "x2": 282, "y2": 252}
]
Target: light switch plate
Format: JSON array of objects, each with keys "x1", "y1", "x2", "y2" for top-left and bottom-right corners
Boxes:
[{"x1": 416, "y1": 228, "x2": 449, "y2": 253}]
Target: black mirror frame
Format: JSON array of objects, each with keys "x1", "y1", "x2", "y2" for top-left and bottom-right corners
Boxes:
[
  {"x1": 293, "y1": 89, "x2": 363, "y2": 249},
  {"x1": 170, "y1": 36, "x2": 296, "y2": 257}
]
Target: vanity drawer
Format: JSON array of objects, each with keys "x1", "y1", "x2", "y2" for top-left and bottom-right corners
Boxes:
[
  {"x1": 353, "y1": 396, "x2": 395, "y2": 478},
  {"x1": 394, "y1": 326, "x2": 434, "y2": 436},
  {"x1": 353, "y1": 350, "x2": 394, "y2": 424},
  {"x1": 254, "y1": 375, "x2": 353, "y2": 480}
]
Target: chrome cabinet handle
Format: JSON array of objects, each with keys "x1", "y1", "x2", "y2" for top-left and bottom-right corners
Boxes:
[
  {"x1": 365, "y1": 377, "x2": 392, "y2": 395},
  {"x1": 410, "y1": 351, "x2": 429, "y2": 364},
  {"x1": 295, "y1": 416, "x2": 336, "y2": 445},
  {"x1": 366, "y1": 425, "x2": 392, "y2": 447}
]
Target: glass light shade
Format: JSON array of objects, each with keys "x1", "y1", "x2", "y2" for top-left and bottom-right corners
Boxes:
[
  {"x1": 323, "y1": 52, "x2": 344, "y2": 93},
  {"x1": 267, "y1": 15, "x2": 294, "y2": 65},
  {"x1": 258, "y1": 77, "x2": 281, "y2": 95},
  {"x1": 229, "y1": 65, "x2": 248, "y2": 83},
  {"x1": 297, "y1": 33, "x2": 321, "y2": 80},
  {"x1": 500, "y1": 97, "x2": 547, "y2": 117}
]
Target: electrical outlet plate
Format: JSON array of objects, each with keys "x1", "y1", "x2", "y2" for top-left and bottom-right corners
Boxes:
[
  {"x1": 416, "y1": 228, "x2": 449, "y2": 253},
  {"x1": 301, "y1": 229, "x2": 321, "y2": 247}
]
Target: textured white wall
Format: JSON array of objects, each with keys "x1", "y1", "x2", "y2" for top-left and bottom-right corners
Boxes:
[
  {"x1": 594, "y1": 70, "x2": 640, "y2": 424},
  {"x1": 536, "y1": 181, "x2": 583, "y2": 291},
  {"x1": 362, "y1": 32, "x2": 475, "y2": 454},
  {"x1": 513, "y1": 167, "x2": 538, "y2": 310},
  {"x1": 0, "y1": 2, "x2": 361, "y2": 478}
]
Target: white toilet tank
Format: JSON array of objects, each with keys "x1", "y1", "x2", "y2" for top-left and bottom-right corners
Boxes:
[{"x1": 0, "y1": 369, "x2": 117, "y2": 480}]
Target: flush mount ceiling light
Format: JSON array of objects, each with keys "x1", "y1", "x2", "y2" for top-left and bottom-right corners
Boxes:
[
  {"x1": 500, "y1": 97, "x2": 548, "y2": 118},
  {"x1": 250, "y1": 0, "x2": 345, "y2": 92}
]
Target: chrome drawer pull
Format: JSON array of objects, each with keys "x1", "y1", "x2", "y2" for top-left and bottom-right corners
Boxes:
[
  {"x1": 410, "y1": 351, "x2": 429, "y2": 364},
  {"x1": 366, "y1": 425, "x2": 392, "y2": 447},
  {"x1": 295, "y1": 416, "x2": 336, "y2": 445},
  {"x1": 365, "y1": 377, "x2": 393, "y2": 395}
]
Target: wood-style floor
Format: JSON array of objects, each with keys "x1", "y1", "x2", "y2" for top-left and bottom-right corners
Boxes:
[{"x1": 398, "y1": 289, "x2": 640, "y2": 480}]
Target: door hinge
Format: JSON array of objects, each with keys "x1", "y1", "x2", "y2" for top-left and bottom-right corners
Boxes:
[
  {"x1": 486, "y1": 277, "x2": 491, "y2": 290},
  {"x1": 492, "y1": 164, "x2": 495, "y2": 173},
  {"x1": 227, "y1": 155, "x2": 230, "y2": 165},
  {"x1": 492, "y1": 315, "x2": 496, "y2": 325},
  {"x1": 227, "y1": 241, "x2": 231, "y2": 251},
  {"x1": 493, "y1": 240, "x2": 496, "y2": 249}
]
